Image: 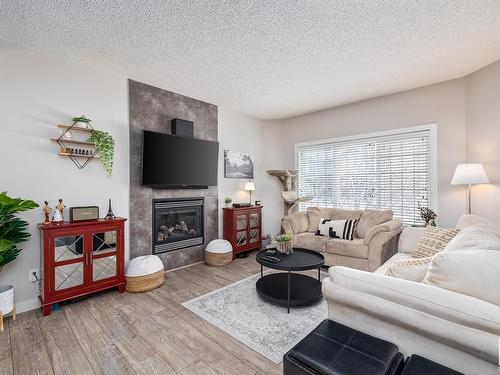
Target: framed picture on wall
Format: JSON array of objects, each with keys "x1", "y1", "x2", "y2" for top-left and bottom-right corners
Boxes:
[{"x1": 224, "y1": 150, "x2": 254, "y2": 179}]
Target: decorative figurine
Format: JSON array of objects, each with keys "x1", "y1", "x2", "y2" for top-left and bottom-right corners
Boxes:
[
  {"x1": 52, "y1": 199, "x2": 65, "y2": 223},
  {"x1": 105, "y1": 198, "x2": 116, "y2": 220},
  {"x1": 43, "y1": 201, "x2": 52, "y2": 224}
]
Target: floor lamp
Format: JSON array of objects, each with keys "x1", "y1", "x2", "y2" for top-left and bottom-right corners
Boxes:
[{"x1": 451, "y1": 163, "x2": 489, "y2": 214}]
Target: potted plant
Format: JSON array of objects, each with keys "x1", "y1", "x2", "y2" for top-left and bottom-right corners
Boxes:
[
  {"x1": 274, "y1": 233, "x2": 293, "y2": 255},
  {"x1": 224, "y1": 197, "x2": 232, "y2": 208},
  {"x1": 72, "y1": 115, "x2": 92, "y2": 127},
  {"x1": 418, "y1": 203, "x2": 437, "y2": 226},
  {"x1": 0, "y1": 192, "x2": 38, "y2": 326}
]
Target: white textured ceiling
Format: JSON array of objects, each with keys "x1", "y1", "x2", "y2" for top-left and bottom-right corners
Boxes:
[{"x1": 1, "y1": 1, "x2": 500, "y2": 119}]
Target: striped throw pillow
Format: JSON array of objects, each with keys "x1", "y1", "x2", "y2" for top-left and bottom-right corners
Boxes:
[
  {"x1": 411, "y1": 226, "x2": 458, "y2": 258},
  {"x1": 316, "y1": 218, "x2": 358, "y2": 240}
]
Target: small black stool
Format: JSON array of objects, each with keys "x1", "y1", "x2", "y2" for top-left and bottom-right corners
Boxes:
[
  {"x1": 401, "y1": 355, "x2": 464, "y2": 375},
  {"x1": 283, "y1": 320, "x2": 404, "y2": 375}
]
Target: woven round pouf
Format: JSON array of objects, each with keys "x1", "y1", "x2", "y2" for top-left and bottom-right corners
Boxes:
[
  {"x1": 205, "y1": 239, "x2": 233, "y2": 266},
  {"x1": 126, "y1": 255, "x2": 164, "y2": 293}
]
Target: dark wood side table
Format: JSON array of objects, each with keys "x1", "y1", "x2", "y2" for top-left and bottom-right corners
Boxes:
[
  {"x1": 38, "y1": 218, "x2": 126, "y2": 316},
  {"x1": 223, "y1": 206, "x2": 263, "y2": 258}
]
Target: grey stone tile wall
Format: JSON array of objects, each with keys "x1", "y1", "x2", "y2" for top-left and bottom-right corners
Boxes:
[{"x1": 129, "y1": 79, "x2": 218, "y2": 270}]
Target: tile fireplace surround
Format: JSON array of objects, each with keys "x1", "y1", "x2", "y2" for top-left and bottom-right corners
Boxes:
[{"x1": 129, "y1": 80, "x2": 218, "y2": 270}]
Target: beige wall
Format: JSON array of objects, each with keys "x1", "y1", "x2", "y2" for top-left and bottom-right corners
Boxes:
[
  {"x1": 0, "y1": 41, "x2": 129, "y2": 312},
  {"x1": 281, "y1": 79, "x2": 467, "y2": 227},
  {"x1": 218, "y1": 109, "x2": 285, "y2": 237},
  {"x1": 465, "y1": 60, "x2": 500, "y2": 222}
]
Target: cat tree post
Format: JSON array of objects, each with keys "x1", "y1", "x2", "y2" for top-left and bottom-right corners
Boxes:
[{"x1": 266, "y1": 169, "x2": 312, "y2": 215}]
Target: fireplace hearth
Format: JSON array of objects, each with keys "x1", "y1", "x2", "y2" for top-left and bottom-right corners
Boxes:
[{"x1": 153, "y1": 198, "x2": 204, "y2": 254}]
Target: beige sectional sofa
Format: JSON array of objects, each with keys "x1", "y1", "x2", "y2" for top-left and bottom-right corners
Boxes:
[
  {"x1": 322, "y1": 215, "x2": 500, "y2": 375},
  {"x1": 281, "y1": 207, "x2": 402, "y2": 271}
]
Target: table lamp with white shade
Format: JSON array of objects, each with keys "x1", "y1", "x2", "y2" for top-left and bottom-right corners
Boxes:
[
  {"x1": 451, "y1": 163, "x2": 489, "y2": 214},
  {"x1": 244, "y1": 181, "x2": 255, "y2": 205}
]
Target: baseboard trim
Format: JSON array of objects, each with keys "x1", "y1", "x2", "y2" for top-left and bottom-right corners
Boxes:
[{"x1": 16, "y1": 297, "x2": 41, "y2": 314}]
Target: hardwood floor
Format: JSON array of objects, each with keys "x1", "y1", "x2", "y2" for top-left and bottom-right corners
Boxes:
[{"x1": 0, "y1": 252, "x2": 283, "y2": 375}]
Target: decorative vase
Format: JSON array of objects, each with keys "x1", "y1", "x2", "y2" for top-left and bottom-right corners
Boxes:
[
  {"x1": 0, "y1": 285, "x2": 15, "y2": 330},
  {"x1": 277, "y1": 241, "x2": 293, "y2": 255},
  {"x1": 105, "y1": 198, "x2": 116, "y2": 220}
]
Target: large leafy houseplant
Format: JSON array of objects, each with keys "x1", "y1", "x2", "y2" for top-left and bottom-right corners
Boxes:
[
  {"x1": 0, "y1": 192, "x2": 38, "y2": 270},
  {"x1": 88, "y1": 130, "x2": 115, "y2": 176}
]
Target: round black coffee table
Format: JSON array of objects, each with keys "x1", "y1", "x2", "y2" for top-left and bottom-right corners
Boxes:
[{"x1": 256, "y1": 248, "x2": 325, "y2": 313}]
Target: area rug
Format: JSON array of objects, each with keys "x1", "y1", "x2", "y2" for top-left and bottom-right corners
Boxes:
[{"x1": 182, "y1": 272, "x2": 328, "y2": 363}]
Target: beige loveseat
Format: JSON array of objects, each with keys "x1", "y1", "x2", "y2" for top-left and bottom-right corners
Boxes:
[{"x1": 281, "y1": 207, "x2": 402, "y2": 271}]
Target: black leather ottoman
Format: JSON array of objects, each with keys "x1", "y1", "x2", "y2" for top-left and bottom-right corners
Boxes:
[
  {"x1": 283, "y1": 320, "x2": 404, "y2": 375},
  {"x1": 401, "y1": 355, "x2": 464, "y2": 375}
]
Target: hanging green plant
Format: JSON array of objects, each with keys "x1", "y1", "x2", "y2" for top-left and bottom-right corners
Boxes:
[{"x1": 88, "y1": 130, "x2": 114, "y2": 176}]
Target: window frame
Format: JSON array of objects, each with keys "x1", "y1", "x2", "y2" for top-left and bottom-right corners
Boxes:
[{"x1": 294, "y1": 123, "x2": 438, "y2": 224}]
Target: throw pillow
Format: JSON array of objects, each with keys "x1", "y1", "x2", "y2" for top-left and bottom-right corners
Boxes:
[
  {"x1": 331, "y1": 208, "x2": 363, "y2": 222},
  {"x1": 422, "y1": 250, "x2": 500, "y2": 307},
  {"x1": 444, "y1": 223, "x2": 500, "y2": 252},
  {"x1": 398, "y1": 227, "x2": 426, "y2": 254},
  {"x1": 316, "y1": 218, "x2": 357, "y2": 240},
  {"x1": 283, "y1": 211, "x2": 309, "y2": 234},
  {"x1": 455, "y1": 214, "x2": 490, "y2": 230},
  {"x1": 411, "y1": 226, "x2": 458, "y2": 258},
  {"x1": 385, "y1": 257, "x2": 432, "y2": 282},
  {"x1": 307, "y1": 207, "x2": 332, "y2": 232}
]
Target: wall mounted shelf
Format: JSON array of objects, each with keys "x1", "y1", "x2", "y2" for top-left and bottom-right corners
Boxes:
[
  {"x1": 57, "y1": 124, "x2": 93, "y2": 133},
  {"x1": 58, "y1": 152, "x2": 100, "y2": 159},
  {"x1": 51, "y1": 138, "x2": 95, "y2": 146},
  {"x1": 52, "y1": 119, "x2": 98, "y2": 170}
]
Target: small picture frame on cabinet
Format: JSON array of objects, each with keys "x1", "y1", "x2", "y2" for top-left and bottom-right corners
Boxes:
[{"x1": 255, "y1": 200, "x2": 261, "y2": 206}]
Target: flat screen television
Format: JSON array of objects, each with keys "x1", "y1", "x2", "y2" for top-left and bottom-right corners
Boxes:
[{"x1": 142, "y1": 130, "x2": 219, "y2": 188}]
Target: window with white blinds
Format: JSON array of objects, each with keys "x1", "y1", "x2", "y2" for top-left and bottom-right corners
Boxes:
[{"x1": 297, "y1": 129, "x2": 433, "y2": 226}]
